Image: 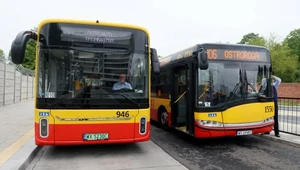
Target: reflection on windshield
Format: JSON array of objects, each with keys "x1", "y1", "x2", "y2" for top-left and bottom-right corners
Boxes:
[
  {"x1": 37, "y1": 48, "x2": 148, "y2": 108},
  {"x1": 196, "y1": 62, "x2": 270, "y2": 108}
]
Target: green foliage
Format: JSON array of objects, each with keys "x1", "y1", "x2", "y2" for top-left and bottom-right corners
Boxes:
[
  {"x1": 238, "y1": 33, "x2": 265, "y2": 44},
  {"x1": 269, "y1": 43, "x2": 297, "y2": 82},
  {"x1": 247, "y1": 36, "x2": 267, "y2": 47},
  {"x1": 0, "y1": 49, "x2": 5, "y2": 61},
  {"x1": 238, "y1": 31, "x2": 300, "y2": 82},
  {"x1": 293, "y1": 69, "x2": 300, "y2": 82},
  {"x1": 284, "y1": 29, "x2": 300, "y2": 61},
  {"x1": 19, "y1": 27, "x2": 38, "y2": 70},
  {"x1": 158, "y1": 55, "x2": 164, "y2": 58},
  {"x1": 22, "y1": 39, "x2": 36, "y2": 70},
  {"x1": 8, "y1": 50, "x2": 11, "y2": 62}
]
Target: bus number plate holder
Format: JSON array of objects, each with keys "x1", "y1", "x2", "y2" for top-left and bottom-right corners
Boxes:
[
  {"x1": 236, "y1": 130, "x2": 252, "y2": 136},
  {"x1": 83, "y1": 133, "x2": 109, "y2": 140}
]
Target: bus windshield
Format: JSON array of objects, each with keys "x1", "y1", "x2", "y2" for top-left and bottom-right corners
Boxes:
[
  {"x1": 36, "y1": 23, "x2": 149, "y2": 109},
  {"x1": 196, "y1": 61, "x2": 270, "y2": 108}
]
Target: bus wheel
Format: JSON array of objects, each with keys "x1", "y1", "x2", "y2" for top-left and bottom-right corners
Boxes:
[{"x1": 160, "y1": 111, "x2": 169, "y2": 129}]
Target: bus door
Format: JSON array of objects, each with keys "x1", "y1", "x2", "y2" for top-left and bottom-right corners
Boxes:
[{"x1": 172, "y1": 65, "x2": 189, "y2": 132}]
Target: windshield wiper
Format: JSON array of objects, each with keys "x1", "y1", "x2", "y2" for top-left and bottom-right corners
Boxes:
[
  {"x1": 111, "y1": 93, "x2": 140, "y2": 108},
  {"x1": 48, "y1": 96, "x2": 77, "y2": 107},
  {"x1": 243, "y1": 70, "x2": 260, "y2": 99},
  {"x1": 223, "y1": 69, "x2": 243, "y2": 110},
  {"x1": 48, "y1": 93, "x2": 141, "y2": 107},
  {"x1": 244, "y1": 70, "x2": 270, "y2": 101}
]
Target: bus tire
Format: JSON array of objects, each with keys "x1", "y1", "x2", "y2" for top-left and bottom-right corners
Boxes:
[{"x1": 159, "y1": 108, "x2": 169, "y2": 130}]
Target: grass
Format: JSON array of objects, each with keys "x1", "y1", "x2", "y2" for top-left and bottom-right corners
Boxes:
[{"x1": 278, "y1": 100, "x2": 300, "y2": 106}]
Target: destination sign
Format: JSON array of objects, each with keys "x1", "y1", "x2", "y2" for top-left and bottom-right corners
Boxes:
[
  {"x1": 206, "y1": 49, "x2": 269, "y2": 62},
  {"x1": 159, "y1": 45, "x2": 270, "y2": 67},
  {"x1": 60, "y1": 24, "x2": 133, "y2": 45}
]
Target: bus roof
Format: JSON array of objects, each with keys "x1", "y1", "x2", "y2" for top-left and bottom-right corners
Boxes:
[
  {"x1": 200, "y1": 43, "x2": 269, "y2": 50},
  {"x1": 37, "y1": 18, "x2": 150, "y2": 37},
  {"x1": 159, "y1": 43, "x2": 270, "y2": 67}
]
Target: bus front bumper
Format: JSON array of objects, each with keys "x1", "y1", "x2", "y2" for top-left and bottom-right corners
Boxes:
[
  {"x1": 194, "y1": 122, "x2": 274, "y2": 138},
  {"x1": 34, "y1": 122, "x2": 150, "y2": 146}
]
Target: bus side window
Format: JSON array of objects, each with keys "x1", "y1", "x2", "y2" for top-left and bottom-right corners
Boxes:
[
  {"x1": 176, "y1": 69, "x2": 186, "y2": 96},
  {"x1": 158, "y1": 72, "x2": 167, "y2": 98},
  {"x1": 151, "y1": 74, "x2": 159, "y2": 96}
]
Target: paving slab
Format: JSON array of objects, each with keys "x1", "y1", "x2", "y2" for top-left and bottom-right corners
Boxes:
[{"x1": 0, "y1": 100, "x2": 34, "y2": 169}]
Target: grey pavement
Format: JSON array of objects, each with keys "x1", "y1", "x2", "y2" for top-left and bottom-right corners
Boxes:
[
  {"x1": 0, "y1": 99, "x2": 34, "y2": 169},
  {"x1": 259, "y1": 131, "x2": 300, "y2": 147},
  {"x1": 1, "y1": 138, "x2": 37, "y2": 170},
  {"x1": 0, "y1": 100, "x2": 34, "y2": 153},
  {"x1": 0, "y1": 100, "x2": 188, "y2": 170}
]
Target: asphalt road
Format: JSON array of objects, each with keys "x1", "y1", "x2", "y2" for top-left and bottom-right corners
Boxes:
[
  {"x1": 150, "y1": 124, "x2": 300, "y2": 170},
  {"x1": 21, "y1": 124, "x2": 300, "y2": 170}
]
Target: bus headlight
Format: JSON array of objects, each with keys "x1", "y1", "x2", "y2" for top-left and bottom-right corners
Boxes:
[
  {"x1": 197, "y1": 120, "x2": 223, "y2": 127},
  {"x1": 40, "y1": 118, "x2": 49, "y2": 138},
  {"x1": 139, "y1": 117, "x2": 147, "y2": 135},
  {"x1": 263, "y1": 117, "x2": 274, "y2": 123}
]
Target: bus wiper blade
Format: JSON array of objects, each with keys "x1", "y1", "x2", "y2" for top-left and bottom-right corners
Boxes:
[
  {"x1": 244, "y1": 70, "x2": 260, "y2": 99},
  {"x1": 223, "y1": 69, "x2": 243, "y2": 110},
  {"x1": 48, "y1": 97, "x2": 75, "y2": 107},
  {"x1": 112, "y1": 93, "x2": 140, "y2": 108}
]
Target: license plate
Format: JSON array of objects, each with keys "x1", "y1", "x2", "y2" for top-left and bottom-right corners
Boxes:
[
  {"x1": 83, "y1": 133, "x2": 109, "y2": 140},
  {"x1": 236, "y1": 130, "x2": 252, "y2": 136}
]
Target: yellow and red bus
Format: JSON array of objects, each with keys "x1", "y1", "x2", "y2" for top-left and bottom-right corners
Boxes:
[
  {"x1": 151, "y1": 43, "x2": 275, "y2": 138},
  {"x1": 11, "y1": 18, "x2": 160, "y2": 145}
]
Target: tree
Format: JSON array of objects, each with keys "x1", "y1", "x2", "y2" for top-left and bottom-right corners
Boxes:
[
  {"x1": 8, "y1": 50, "x2": 11, "y2": 62},
  {"x1": 21, "y1": 27, "x2": 38, "y2": 70},
  {"x1": 284, "y1": 28, "x2": 300, "y2": 60},
  {"x1": 158, "y1": 55, "x2": 164, "y2": 58},
  {"x1": 293, "y1": 69, "x2": 300, "y2": 82},
  {"x1": 0, "y1": 49, "x2": 5, "y2": 61},
  {"x1": 269, "y1": 43, "x2": 297, "y2": 82},
  {"x1": 238, "y1": 32, "x2": 298, "y2": 82},
  {"x1": 247, "y1": 36, "x2": 267, "y2": 47},
  {"x1": 22, "y1": 40, "x2": 36, "y2": 70},
  {"x1": 283, "y1": 29, "x2": 300, "y2": 80},
  {"x1": 263, "y1": 34, "x2": 298, "y2": 82},
  {"x1": 238, "y1": 33, "x2": 265, "y2": 45}
]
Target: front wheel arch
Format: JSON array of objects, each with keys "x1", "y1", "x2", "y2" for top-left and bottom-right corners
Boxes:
[{"x1": 158, "y1": 106, "x2": 169, "y2": 129}]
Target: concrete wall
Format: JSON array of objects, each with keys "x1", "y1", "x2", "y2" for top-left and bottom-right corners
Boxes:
[{"x1": 0, "y1": 61, "x2": 34, "y2": 106}]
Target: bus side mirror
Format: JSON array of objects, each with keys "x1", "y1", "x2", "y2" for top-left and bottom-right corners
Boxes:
[
  {"x1": 151, "y1": 48, "x2": 160, "y2": 74},
  {"x1": 11, "y1": 31, "x2": 37, "y2": 64},
  {"x1": 197, "y1": 51, "x2": 208, "y2": 70}
]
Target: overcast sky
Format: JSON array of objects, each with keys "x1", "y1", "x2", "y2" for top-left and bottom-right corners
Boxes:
[{"x1": 1, "y1": 0, "x2": 300, "y2": 56}]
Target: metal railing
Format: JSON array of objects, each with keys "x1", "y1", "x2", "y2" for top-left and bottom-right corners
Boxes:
[{"x1": 278, "y1": 97, "x2": 300, "y2": 136}]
